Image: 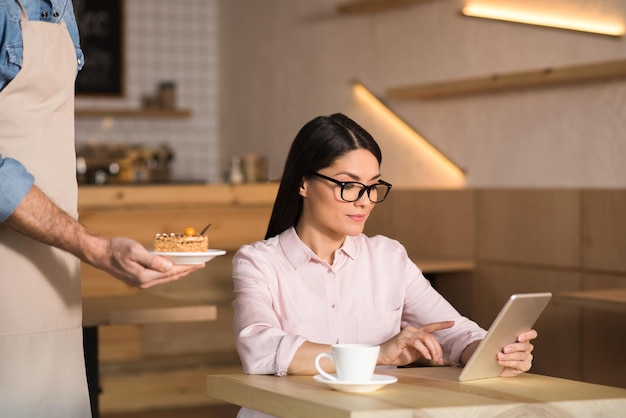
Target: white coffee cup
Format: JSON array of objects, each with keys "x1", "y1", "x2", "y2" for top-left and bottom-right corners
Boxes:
[{"x1": 314, "y1": 343, "x2": 380, "y2": 382}]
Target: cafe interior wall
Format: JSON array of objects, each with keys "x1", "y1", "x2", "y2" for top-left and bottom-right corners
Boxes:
[
  {"x1": 73, "y1": 0, "x2": 626, "y2": 187},
  {"x1": 219, "y1": 0, "x2": 626, "y2": 188}
]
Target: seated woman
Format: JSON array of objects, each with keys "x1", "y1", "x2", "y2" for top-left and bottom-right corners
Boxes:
[{"x1": 232, "y1": 113, "x2": 537, "y2": 416}]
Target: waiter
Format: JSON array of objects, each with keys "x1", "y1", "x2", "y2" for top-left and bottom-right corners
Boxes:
[{"x1": 0, "y1": 1, "x2": 202, "y2": 416}]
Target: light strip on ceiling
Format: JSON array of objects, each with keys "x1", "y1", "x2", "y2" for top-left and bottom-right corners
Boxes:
[
  {"x1": 353, "y1": 81, "x2": 466, "y2": 177},
  {"x1": 462, "y1": 5, "x2": 624, "y2": 37}
]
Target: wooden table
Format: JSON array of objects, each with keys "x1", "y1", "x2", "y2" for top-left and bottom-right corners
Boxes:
[
  {"x1": 558, "y1": 288, "x2": 626, "y2": 312},
  {"x1": 83, "y1": 293, "x2": 217, "y2": 418},
  {"x1": 206, "y1": 367, "x2": 626, "y2": 417}
]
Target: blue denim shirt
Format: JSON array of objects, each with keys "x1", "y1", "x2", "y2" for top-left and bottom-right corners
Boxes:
[
  {"x1": 0, "y1": 0, "x2": 83, "y2": 221},
  {"x1": 0, "y1": 157, "x2": 35, "y2": 222}
]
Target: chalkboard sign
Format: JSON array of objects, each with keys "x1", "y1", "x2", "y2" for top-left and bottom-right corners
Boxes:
[{"x1": 74, "y1": 0, "x2": 124, "y2": 96}]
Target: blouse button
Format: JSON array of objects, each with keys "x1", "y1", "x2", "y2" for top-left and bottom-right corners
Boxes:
[
  {"x1": 331, "y1": 303, "x2": 336, "y2": 309},
  {"x1": 41, "y1": 11, "x2": 48, "y2": 18}
]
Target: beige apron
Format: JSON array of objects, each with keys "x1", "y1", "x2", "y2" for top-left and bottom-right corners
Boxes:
[{"x1": 0, "y1": 1, "x2": 91, "y2": 416}]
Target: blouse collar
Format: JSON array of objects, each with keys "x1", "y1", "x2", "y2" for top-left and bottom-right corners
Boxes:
[{"x1": 279, "y1": 227, "x2": 359, "y2": 269}]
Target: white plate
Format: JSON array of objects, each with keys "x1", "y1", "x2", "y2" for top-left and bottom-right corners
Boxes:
[
  {"x1": 151, "y1": 249, "x2": 226, "y2": 265},
  {"x1": 313, "y1": 374, "x2": 397, "y2": 393}
]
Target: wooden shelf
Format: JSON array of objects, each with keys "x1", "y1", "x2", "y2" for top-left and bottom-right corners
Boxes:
[
  {"x1": 337, "y1": 0, "x2": 432, "y2": 14},
  {"x1": 75, "y1": 108, "x2": 192, "y2": 118},
  {"x1": 387, "y1": 59, "x2": 626, "y2": 99}
]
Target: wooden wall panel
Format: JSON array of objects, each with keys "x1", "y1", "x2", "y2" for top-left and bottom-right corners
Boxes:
[
  {"x1": 477, "y1": 190, "x2": 580, "y2": 268},
  {"x1": 148, "y1": 254, "x2": 235, "y2": 304},
  {"x1": 142, "y1": 307, "x2": 238, "y2": 359},
  {"x1": 582, "y1": 190, "x2": 626, "y2": 273},
  {"x1": 82, "y1": 263, "x2": 138, "y2": 296},
  {"x1": 365, "y1": 191, "x2": 394, "y2": 237},
  {"x1": 580, "y1": 273, "x2": 626, "y2": 388},
  {"x1": 98, "y1": 325, "x2": 142, "y2": 362},
  {"x1": 366, "y1": 189, "x2": 474, "y2": 259},
  {"x1": 474, "y1": 264, "x2": 581, "y2": 380},
  {"x1": 141, "y1": 256, "x2": 238, "y2": 359}
]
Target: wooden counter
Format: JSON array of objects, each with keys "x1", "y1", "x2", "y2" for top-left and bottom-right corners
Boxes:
[{"x1": 77, "y1": 183, "x2": 279, "y2": 405}]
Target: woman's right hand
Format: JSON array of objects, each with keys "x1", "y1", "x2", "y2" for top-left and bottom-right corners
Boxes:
[{"x1": 378, "y1": 321, "x2": 455, "y2": 366}]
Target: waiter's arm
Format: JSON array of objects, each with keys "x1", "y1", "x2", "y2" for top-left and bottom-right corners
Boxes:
[{"x1": 4, "y1": 184, "x2": 203, "y2": 288}]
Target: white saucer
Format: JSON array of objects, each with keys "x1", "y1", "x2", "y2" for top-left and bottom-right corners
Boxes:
[
  {"x1": 151, "y1": 249, "x2": 226, "y2": 265},
  {"x1": 313, "y1": 374, "x2": 397, "y2": 393}
]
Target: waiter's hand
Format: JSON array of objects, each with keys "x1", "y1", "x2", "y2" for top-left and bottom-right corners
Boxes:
[
  {"x1": 97, "y1": 237, "x2": 204, "y2": 288},
  {"x1": 4, "y1": 185, "x2": 203, "y2": 288},
  {"x1": 378, "y1": 321, "x2": 454, "y2": 366}
]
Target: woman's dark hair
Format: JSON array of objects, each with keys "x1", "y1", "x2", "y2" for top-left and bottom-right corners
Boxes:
[{"x1": 265, "y1": 113, "x2": 382, "y2": 239}]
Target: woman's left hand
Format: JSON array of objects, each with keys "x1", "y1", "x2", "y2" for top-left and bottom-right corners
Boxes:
[{"x1": 498, "y1": 329, "x2": 538, "y2": 377}]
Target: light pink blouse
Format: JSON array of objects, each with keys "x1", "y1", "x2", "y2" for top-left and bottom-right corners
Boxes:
[{"x1": 232, "y1": 227, "x2": 486, "y2": 376}]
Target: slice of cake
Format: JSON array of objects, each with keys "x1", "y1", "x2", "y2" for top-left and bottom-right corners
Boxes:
[{"x1": 154, "y1": 227, "x2": 209, "y2": 252}]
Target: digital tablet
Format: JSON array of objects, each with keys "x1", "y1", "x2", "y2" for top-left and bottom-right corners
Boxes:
[{"x1": 458, "y1": 292, "x2": 552, "y2": 382}]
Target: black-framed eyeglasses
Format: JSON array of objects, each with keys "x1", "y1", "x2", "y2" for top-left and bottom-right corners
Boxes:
[{"x1": 311, "y1": 172, "x2": 392, "y2": 203}]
